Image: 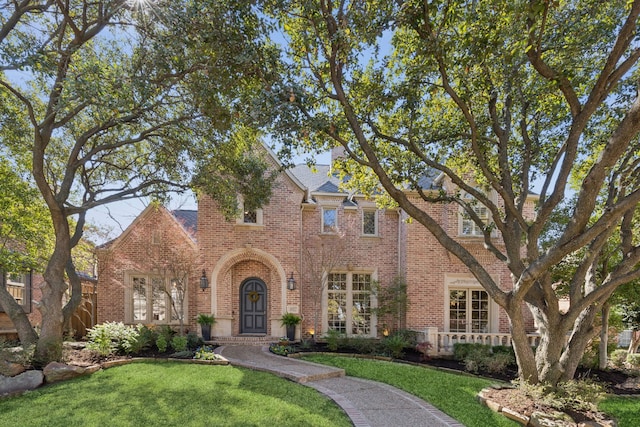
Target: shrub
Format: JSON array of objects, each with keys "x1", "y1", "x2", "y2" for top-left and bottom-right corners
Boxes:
[
  {"x1": 87, "y1": 322, "x2": 140, "y2": 356},
  {"x1": 626, "y1": 352, "x2": 640, "y2": 368},
  {"x1": 483, "y1": 352, "x2": 514, "y2": 374},
  {"x1": 156, "y1": 334, "x2": 168, "y2": 353},
  {"x1": 171, "y1": 335, "x2": 188, "y2": 352},
  {"x1": 393, "y1": 329, "x2": 419, "y2": 347},
  {"x1": 129, "y1": 325, "x2": 157, "y2": 354},
  {"x1": 343, "y1": 337, "x2": 380, "y2": 354},
  {"x1": 325, "y1": 330, "x2": 342, "y2": 351},
  {"x1": 453, "y1": 343, "x2": 491, "y2": 361},
  {"x1": 186, "y1": 332, "x2": 203, "y2": 350},
  {"x1": 610, "y1": 349, "x2": 628, "y2": 369},
  {"x1": 383, "y1": 333, "x2": 410, "y2": 358},
  {"x1": 157, "y1": 325, "x2": 176, "y2": 344}
]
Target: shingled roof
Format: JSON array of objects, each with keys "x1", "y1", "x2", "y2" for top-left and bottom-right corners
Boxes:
[{"x1": 172, "y1": 209, "x2": 198, "y2": 237}]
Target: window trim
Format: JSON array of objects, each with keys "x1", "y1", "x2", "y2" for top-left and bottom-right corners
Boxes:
[
  {"x1": 444, "y1": 275, "x2": 498, "y2": 333},
  {"x1": 323, "y1": 270, "x2": 377, "y2": 337},
  {"x1": 459, "y1": 192, "x2": 491, "y2": 237},
  {"x1": 321, "y1": 207, "x2": 338, "y2": 233},
  {"x1": 124, "y1": 272, "x2": 187, "y2": 324},
  {"x1": 362, "y1": 209, "x2": 378, "y2": 236},
  {"x1": 235, "y1": 195, "x2": 264, "y2": 227}
]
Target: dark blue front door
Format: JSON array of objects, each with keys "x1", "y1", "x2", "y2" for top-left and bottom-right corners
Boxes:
[{"x1": 241, "y1": 278, "x2": 267, "y2": 334}]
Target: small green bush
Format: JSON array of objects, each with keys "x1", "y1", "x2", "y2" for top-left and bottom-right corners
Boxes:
[
  {"x1": 171, "y1": 335, "x2": 188, "y2": 352},
  {"x1": 516, "y1": 378, "x2": 605, "y2": 413},
  {"x1": 156, "y1": 334, "x2": 168, "y2": 353},
  {"x1": 186, "y1": 332, "x2": 203, "y2": 350},
  {"x1": 129, "y1": 325, "x2": 157, "y2": 354},
  {"x1": 626, "y1": 352, "x2": 640, "y2": 368},
  {"x1": 453, "y1": 343, "x2": 491, "y2": 361},
  {"x1": 344, "y1": 337, "x2": 380, "y2": 354},
  {"x1": 611, "y1": 349, "x2": 628, "y2": 369},
  {"x1": 383, "y1": 333, "x2": 410, "y2": 358},
  {"x1": 483, "y1": 352, "x2": 514, "y2": 374},
  {"x1": 325, "y1": 330, "x2": 343, "y2": 351}
]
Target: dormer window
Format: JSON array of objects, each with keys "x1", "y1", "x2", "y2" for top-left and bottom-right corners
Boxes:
[{"x1": 236, "y1": 196, "x2": 263, "y2": 227}]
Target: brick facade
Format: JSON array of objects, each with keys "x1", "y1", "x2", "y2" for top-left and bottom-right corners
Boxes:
[{"x1": 96, "y1": 152, "x2": 536, "y2": 339}]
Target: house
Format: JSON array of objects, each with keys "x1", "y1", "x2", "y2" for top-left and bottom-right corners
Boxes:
[{"x1": 96, "y1": 148, "x2": 537, "y2": 352}]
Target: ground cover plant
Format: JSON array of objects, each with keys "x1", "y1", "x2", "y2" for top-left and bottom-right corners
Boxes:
[{"x1": 0, "y1": 362, "x2": 351, "y2": 427}]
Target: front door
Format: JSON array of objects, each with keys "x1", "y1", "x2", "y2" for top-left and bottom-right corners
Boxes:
[{"x1": 240, "y1": 278, "x2": 267, "y2": 334}]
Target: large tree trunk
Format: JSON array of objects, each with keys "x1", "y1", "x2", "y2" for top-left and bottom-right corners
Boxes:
[
  {"x1": 507, "y1": 299, "x2": 539, "y2": 383},
  {"x1": 33, "y1": 212, "x2": 75, "y2": 366},
  {"x1": 599, "y1": 303, "x2": 611, "y2": 370}
]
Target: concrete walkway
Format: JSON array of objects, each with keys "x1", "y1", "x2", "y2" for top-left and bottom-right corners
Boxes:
[{"x1": 216, "y1": 345, "x2": 464, "y2": 427}]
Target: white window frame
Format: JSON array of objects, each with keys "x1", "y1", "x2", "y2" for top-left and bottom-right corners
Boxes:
[
  {"x1": 323, "y1": 271, "x2": 377, "y2": 337},
  {"x1": 322, "y1": 207, "x2": 338, "y2": 233},
  {"x1": 362, "y1": 209, "x2": 378, "y2": 236},
  {"x1": 444, "y1": 275, "x2": 498, "y2": 333},
  {"x1": 236, "y1": 195, "x2": 264, "y2": 226},
  {"x1": 459, "y1": 192, "x2": 490, "y2": 237},
  {"x1": 124, "y1": 273, "x2": 186, "y2": 324}
]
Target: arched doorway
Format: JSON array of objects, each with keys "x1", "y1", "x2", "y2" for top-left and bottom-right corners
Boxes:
[{"x1": 240, "y1": 278, "x2": 267, "y2": 334}]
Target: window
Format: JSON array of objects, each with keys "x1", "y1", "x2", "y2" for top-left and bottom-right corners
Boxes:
[
  {"x1": 1, "y1": 271, "x2": 31, "y2": 313},
  {"x1": 327, "y1": 272, "x2": 372, "y2": 336},
  {"x1": 461, "y1": 193, "x2": 489, "y2": 236},
  {"x1": 362, "y1": 210, "x2": 377, "y2": 236},
  {"x1": 236, "y1": 196, "x2": 263, "y2": 226},
  {"x1": 449, "y1": 289, "x2": 489, "y2": 333},
  {"x1": 322, "y1": 207, "x2": 337, "y2": 233},
  {"x1": 129, "y1": 274, "x2": 185, "y2": 323}
]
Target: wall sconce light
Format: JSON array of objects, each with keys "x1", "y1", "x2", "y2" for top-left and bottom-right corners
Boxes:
[
  {"x1": 287, "y1": 272, "x2": 296, "y2": 290},
  {"x1": 200, "y1": 270, "x2": 209, "y2": 291},
  {"x1": 383, "y1": 328, "x2": 389, "y2": 337},
  {"x1": 308, "y1": 328, "x2": 315, "y2": 338}
]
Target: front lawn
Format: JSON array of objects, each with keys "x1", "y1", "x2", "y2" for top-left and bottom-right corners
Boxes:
[
  {"x1": 301, "y1": 354, "x2": 517, "y2": 427},
  {"x1": 0, "y1": 362, "x2": 351, "y2": 427},
  {"x1": 598, "y1": 395, "x2": 640, "y2": 427}
]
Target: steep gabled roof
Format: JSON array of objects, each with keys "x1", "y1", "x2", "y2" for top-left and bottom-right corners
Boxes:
[
  {"x1": 96, "y1": 205, "x2": 197, "y2": 251},
  {"x1": 172, "y1": 209, "x2": 197, "y2": 237}
]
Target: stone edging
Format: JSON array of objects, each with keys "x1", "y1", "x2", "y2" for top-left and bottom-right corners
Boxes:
[{"x1": 476, "y1": 386, "x2": 617, "y2": 427}]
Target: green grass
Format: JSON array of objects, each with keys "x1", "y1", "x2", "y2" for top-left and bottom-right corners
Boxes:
[
  {"x1": 0, "y1": 362, "x2": 351, "y2": 427},
  {"x1": 599, "y1": 395, "x2": 640, "y2": 427},
  {"x1": 301, "y1": 354, "x2": 517, "y2": 427}
]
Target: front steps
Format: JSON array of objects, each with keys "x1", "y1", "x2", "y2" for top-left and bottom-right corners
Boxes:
[{"x1": 208, "y1": 335, "x2": 279, "y2": 346}]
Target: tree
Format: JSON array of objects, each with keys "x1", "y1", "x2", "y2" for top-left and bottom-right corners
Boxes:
[
  {"x1": 0, "y1": 0, "x2": 277, "y2": 365},
  {"x1": 265, "y1": 0, "x2": 640, "y2": 385}
]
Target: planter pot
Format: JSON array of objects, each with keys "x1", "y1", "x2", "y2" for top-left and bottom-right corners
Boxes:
[
  {"x1": 201, "y1": 324, "x2": 211, "y2": 341},
  {"x1": 286, "y1": 325, "x2": 296, "y2": 341}
]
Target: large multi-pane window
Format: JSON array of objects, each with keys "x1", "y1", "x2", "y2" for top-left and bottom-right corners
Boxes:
[
  {"x1": 327, "y1": 272, "x2": 372, "y2": 336},
  {"x1": 130, "y1": 275, "x2": 184, "y2": 323},
  {"x1": 449, "y1": 289, "x2": 489, "y2": 333}
]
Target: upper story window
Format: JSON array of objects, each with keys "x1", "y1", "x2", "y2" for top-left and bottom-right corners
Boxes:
[
  {"x1": 322, "y1": 207, "x2": 338, "y2": 233},
  {"x1": 1, "y1": 271, "x2": 32, "y2": 313},
  {"x1": 460, "y1": 192, "x2": 489, "y2": 237},
  {"x1": 236, "y1": 196, "x2": 263, "y2": 226},
  {"x1": 362, "y1": 210, "x2": 377, "y2": 236}
]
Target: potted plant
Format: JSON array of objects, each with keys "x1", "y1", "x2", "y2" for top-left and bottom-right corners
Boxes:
[
  {"x1": 197, "y1": 314, "x2": 215, "y2": 341},
  {"x1": 280, "y1": 313, "x2": 302, "y2": 341}
]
